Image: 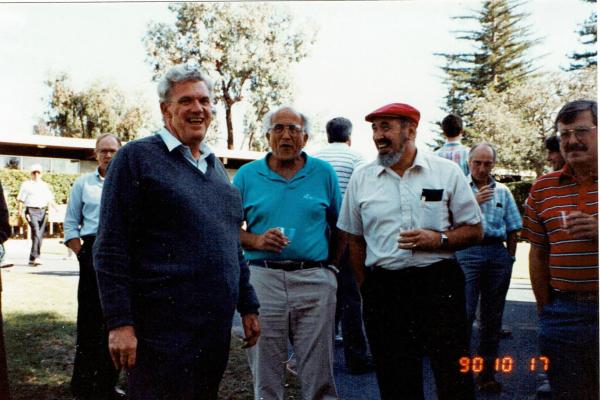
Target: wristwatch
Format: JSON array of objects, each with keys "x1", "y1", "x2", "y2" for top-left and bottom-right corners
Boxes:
[{"x1": 440, "y1": 232, "x2": 449, "y2": 248}]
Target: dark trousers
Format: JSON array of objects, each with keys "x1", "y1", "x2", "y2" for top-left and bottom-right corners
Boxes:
[
  {"x1": 335, "y1": 249, "x2": 370, "y2": 368},
  {"x1": 71, "y1": 236, "x2": 119, "y2": 397},
  {"x1": 361, "y1": 259, "x2": 475, "y2": 400},
  {"x1": 25, "y1": 207, "x2": 46, "y2": 261},
  {"x1": 128, "y1": 327, "x2": 231, "y2": 400}
]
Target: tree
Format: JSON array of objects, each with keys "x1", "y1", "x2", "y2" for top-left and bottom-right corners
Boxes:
[
  {"x1": 437, "y1": 0, "x2": 539, "y2": 117},
  {"x1": 463, "y1": 67, "x2": 597, "y2": 176},
  {"x1": 567, "y1": 0, "x2": 597, "y2": 70},
  {"x1": 143, "y1": 2, "x2": 315, "y2": 149},
  {"x1": 38, "y1": 73, "x2": 150, "y2": 141}
]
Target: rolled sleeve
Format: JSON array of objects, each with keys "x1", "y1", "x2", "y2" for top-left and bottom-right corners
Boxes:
[{"x1": 63, "y1": 178, "x2": 84, "y2": 243}]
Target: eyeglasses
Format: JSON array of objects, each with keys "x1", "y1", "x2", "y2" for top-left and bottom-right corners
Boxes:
[
  {"x1": 270, "y1": 124, "x2": 303, "y2": 135},
  {"x1": 557, "y1": 126, "x2": 596, "y2": 141}
]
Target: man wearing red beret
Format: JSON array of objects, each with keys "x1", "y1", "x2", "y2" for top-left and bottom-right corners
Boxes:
[{"x1": 337, "y1": 103, "x2": 483, "y2": 399}]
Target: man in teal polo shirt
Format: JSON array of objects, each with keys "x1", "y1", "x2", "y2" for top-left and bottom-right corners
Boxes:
[{"x1": 233, "y1": 106, "x2": 341, "y2": 400}]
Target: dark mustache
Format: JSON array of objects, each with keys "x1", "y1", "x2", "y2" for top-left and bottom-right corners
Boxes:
[{"x1": 564, "y1": 144, "x2": 587, "y2": 152}]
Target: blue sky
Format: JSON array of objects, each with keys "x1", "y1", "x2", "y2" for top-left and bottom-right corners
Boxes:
[{"x1": 0, "y1": 0, "x2": 594, "y2": 158}]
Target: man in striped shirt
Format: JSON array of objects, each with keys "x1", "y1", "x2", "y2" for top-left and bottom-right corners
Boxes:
[
  {"x1": 522, "y1": 100, "x2": 598, "y2": 400},
  {"x1": 313, "y1": 117, "x2": 373, "y2": 374}
]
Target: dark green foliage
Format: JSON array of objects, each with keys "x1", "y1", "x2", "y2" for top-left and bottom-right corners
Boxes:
[
  {"x1": 506, "y1": 179, "x2": 534, "y2": 215},
  {"x1": 437, "y1": 0, "x2": 539, "y2": 117},
  {"x1": 0, "y1": 169, "x2": 78, "y2": 225}
]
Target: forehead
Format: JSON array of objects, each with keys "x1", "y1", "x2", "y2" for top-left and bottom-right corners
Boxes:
[
  {"x1": 96, "y1": 136, "x2": 120, "y2": 149},
  {"x1": 169, "y1": 80, "x2": 210, "y2": 99},
  {"x1": 271, "y1": 108, "x2": 303, "y2": 125},
  {"x1": 557, "y1": 110, "x2": 595, "y2": 129},
  {"x1": 470, "y1": 145, "x2": 494, "y2": 160}
]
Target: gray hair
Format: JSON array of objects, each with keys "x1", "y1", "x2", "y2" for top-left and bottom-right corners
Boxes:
[
  {"x1": 157, "y1": 64, "x2": 214, "y2": 103},
  {"x1": 261, "y1": 106, "x2": 312, "y2": 137},
  {"x1": 469, "y1": 143, "x2": 497, "y2": 162},
  {"x1": 95, "y1": 133, "x2": 122, "y2": 149}
]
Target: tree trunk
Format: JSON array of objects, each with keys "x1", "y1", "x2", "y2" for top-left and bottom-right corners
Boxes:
[{"x1": 225, "y1": 104, "x2": 234, "y2": 150}]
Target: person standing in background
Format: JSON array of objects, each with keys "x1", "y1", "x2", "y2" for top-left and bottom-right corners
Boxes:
[
  {"x1": 17, "y1": 164, "x2": 55, "y2": 266},
  {"x1": 64, "y1": 133, "x2": 124, "y2": 400}
]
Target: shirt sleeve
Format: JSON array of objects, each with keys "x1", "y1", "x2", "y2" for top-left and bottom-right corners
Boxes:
[
  {"x1": 17, "y1": 182, "x2": 27, "y2": 203},
  {"x1": 502, "y1": 186, "x2": 523, "y2": 233},
  {"x1": 337, "y1": 171, "x2": 363, "y2": 235},
  {"x1": 63, "y1": 177, "x2": 84, "y2": 243},
  {"x1": 93, "y1": 147, "x2": 138, "y2": 330},
  {"x1": 521, "y1": 180, "x2": 549, "y2": 248}
]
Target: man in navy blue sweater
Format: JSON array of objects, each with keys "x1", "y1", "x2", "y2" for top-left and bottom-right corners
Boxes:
[{"x1": 93, "y1": 64, "x2": 260, "y2": 400}]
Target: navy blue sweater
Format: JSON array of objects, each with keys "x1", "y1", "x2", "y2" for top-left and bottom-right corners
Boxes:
[{"x1": 93, "y1": 135, "x2": 259, "y2": 333}]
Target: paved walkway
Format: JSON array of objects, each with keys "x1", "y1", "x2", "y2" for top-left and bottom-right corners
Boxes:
[{"x1": 2, "y1": 239, "x2": 542, "y2": 399}]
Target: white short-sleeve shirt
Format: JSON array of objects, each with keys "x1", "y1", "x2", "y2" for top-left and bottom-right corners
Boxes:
[
  {"x1": 17, "y1": 180, "x2": 54, "y2": 208},
  {"x1": 337, "y1": 149, "x2": 482, "y2": 270}
]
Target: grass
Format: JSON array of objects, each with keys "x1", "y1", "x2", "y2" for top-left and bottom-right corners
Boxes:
[{"x1": 1, "y1": 248, "x2": 301, "y2": 399}]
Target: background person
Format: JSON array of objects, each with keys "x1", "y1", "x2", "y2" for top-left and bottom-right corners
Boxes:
[
  {"x1": 64, "y1": 133, "x2": 123, "y2": 400},
  {"x1": 455, "y1": 143, "x2": 522, "y2": 393},
  {"x1": 544, "y1": 135, "x2": 566, "y2": 171},
  {"x1": 435, "y1": 113, "x2": 470, "y2": 176},
  {"x1": 17, "y1": 164, "x2": 55, "y2": 266},
  {"x1": 312, "y1": 116, "x2": 373, "y2": 374}
]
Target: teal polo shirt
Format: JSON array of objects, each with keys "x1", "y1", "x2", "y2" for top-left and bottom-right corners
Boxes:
[{"x1": 233, "y1": 152, "x2": 341, "y2": 262}]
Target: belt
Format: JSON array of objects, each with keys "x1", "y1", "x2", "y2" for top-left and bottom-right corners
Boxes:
[
  {"x1": 480, "y1": 237, "x2": 504, "y2": 245},
  {"x1": 249, "y1": 260, "x2": 326, "y2": 271},
  {"x1": 551, "y1": 289, "x2": 599, "y2": 302},
  {"x1": 26, "y1": 206, "x2": 45, "y2": 210}
]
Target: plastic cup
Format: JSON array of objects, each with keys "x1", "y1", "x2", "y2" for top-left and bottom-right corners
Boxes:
[{"x1": 559, "y1": 211, "x2": 569, "y2": 229}]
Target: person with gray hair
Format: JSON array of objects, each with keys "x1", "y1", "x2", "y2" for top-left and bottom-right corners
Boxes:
[
  {"x1": 233, "y1": 106, "x2": 341, "y2": 399},
  {"x1": 455, "y1": 142, "x2": 522, "y2": 393},
  {"x1": 93, "y1": 64, "x2": 260, "y2": 399}
]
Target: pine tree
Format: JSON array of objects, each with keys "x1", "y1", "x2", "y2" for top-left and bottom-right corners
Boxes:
[
  {"x1": 567, "y1": 0, "x2": 597, "y2": 71},
  {"x1": 437, "y1": 0, "x2": 539, "y2": 117}
]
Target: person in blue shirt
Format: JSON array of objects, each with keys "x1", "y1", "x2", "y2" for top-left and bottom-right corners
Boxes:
[
  {"x1": 435, "y1": 113, "x2": 470, "y2": 176},
  {"x1": 64, "y1": 133, "x2": 123, "y2": 400},
  {"x1": 233, "y1": 106, "x2": 341, "y2": 400},
  {"x1": 455, "y1": 143, "x2": 522, "y2": 394}
]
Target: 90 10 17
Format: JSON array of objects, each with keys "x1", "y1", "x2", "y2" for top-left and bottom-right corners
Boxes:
[{"x1": 458, "y1": 356, "x2": 549, "y2": 374}]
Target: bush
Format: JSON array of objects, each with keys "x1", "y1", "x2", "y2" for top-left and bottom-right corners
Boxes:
[
  {"x1": 506, "y1": 179, "x2": 534, "y2": 215},
  {"x1": 0, "y1": 169, "x2": 79, "y2": 225}
]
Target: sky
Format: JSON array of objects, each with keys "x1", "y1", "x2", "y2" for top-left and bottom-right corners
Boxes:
[{"x1": 0, "y1": 0, "x2": 595, "y2": 159}]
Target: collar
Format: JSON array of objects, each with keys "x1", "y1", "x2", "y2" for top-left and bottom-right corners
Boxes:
[
  {"x1": 467, "y1": 174, "x2": 496, "y2": 189},
  {"x1": 257, "y1": 151, "x2": 313, "y2": 181},
  {"x1": 443, "y1": 141, "x2": 462, "y2": 147},
  {"x1": 327, "y1": 142, "x2": 350, "y2": 148},
  {"x1": 558, "y1": 164, "x2": 598, "y2": 183},
  {"x1": 157, "y1": 127, "x2": 212, "y2": 157},
  {"x1": 374, "y1": 148, "x2": 429, "y2": 176}
]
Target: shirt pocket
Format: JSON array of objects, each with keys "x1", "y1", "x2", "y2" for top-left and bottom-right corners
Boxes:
[{"x1": 419, "y1": 189, "x2": 445, "y2": 230}]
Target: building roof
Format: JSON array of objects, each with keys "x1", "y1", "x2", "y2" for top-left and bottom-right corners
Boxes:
[{"x1": 0, "y1": 134, "x2": 264, "y2": 169}]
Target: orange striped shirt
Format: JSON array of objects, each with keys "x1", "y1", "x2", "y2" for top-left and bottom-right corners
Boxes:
[{"x1": 522, "y1": 167, "x2": 598, "y2": 292}]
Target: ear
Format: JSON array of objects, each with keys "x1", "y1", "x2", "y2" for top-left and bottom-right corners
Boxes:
[
  {"x1": 407, "y1": 122, "x2": 418, "y2": 140},
  {"x1": 160, "y1": 102, "x2": 171, "y2": 119},
  {"x1": 266, "y1": 132, "x2": 271, "y2": 142},
  {"x1": 303, "y1": 133, "x2": 309, "y2": 145}
]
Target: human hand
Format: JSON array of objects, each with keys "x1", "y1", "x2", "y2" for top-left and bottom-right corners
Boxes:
[
  {"x1": 254, "y1": 228, "x2": 288, "y2": 253},
  {"x1": 398, "y1": 229, "x2": 442, "y2": 251},
  {"x1": 564, "y1": 211, "x2": 598, "y2": 240},
  {"x1": 65, "y1": 238, "x2": 82, "y2": 255},
  {"x1": 475, "y1": 185, "x2": 494, "y2": 205},
  {"x1": 108, "y1": 325, "x2": 137, "y2": 370},
  {"x1": 241, "y1": 313, "x2": 261, "y2": 349}
]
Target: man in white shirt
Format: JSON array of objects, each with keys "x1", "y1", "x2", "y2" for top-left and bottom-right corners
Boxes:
[
  {"x1": 17, "y1": 164, "x2": 55, "y2": 266},
  {"x1": 338, "y1": 103, "x2": 483, "y2": 400}
]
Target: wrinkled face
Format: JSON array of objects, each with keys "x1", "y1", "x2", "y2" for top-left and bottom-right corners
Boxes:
[
  {"x1": 371, "y1": 117, "x2": 415, "y2": 167},
  {"x1": 558, "y1": 110, "x2": 597, "y2": 168},
  {"x1": 546, "y1": 150, "x2": 565, "y2": 171},
  {"x1": 469, "y1": 145, "x2": 495, "y2": 184},
  {"x1": 95, "y1": 136, "x2": 121, "y2": 172},
  {"x1": 160, "y1": 80, "x2": 213, "y2": 147},
  {"x1": 267, "y1": 108, "x2": 308, "y2": 161}
]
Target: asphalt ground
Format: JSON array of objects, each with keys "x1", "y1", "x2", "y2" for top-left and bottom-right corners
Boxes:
[{"x1": 2, "y1": 239, "x2": 543, "y2": 399}]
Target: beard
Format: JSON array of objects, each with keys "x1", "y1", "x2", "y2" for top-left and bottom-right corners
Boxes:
[{"x1": 378, "y1": 150, "x2": 403, "y2": 168}]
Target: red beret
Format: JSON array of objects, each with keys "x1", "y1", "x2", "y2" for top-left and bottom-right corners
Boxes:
[{"x1": 365, "y1": 103, "x2": 420, "y2": 126}]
